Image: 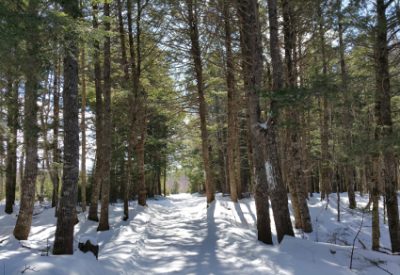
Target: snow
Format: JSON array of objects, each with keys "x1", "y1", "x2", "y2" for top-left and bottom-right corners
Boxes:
[
  {"x1": 1, "y1": 193, "x2": 399, "y2": 274},
  {"x1": 265, "y1": 161, "x2": 277, "y2": 190},
  {"x1": 259, "y1": 122, "x2": 268, "y2": 130},
  {"x1": 78, "y1": 236, "x2": 98, "y2": 245}
]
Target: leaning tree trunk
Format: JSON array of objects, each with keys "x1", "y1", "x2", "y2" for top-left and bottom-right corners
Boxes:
[
  {"x1": 88, "y1": 3, "x2": 103, "y2": 222},
  {"x1": 186, "y1": 0, "x2": 215, "y2": 205},
  {"x1": 5, "y1": 79, "x2": 18, "y2": 214},
  {"x1": 13, "y1": 1, "x2": 40, "y2": 240},
  {"x1": 374, "y1": 0, "x2": 400, "y2": 253},
  {"x1": 53, "y1": 0, "x2": 80, "y2": 255},
  {"x1": 98, "y1": 2, "x2": 112, "y2": 231}
]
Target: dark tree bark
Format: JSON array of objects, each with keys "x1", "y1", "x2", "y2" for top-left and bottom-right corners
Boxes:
[
  {"x1": 51, "y1": 58, "x2": 61, "y2": 210},
  {"x1": 98, "y1": 2, "x2": 112, "y2": 232},
  {"x1": 374, "y1": 0, "x2": 400, "y2": 253},
  {"x1": 135, "y1": 0, "x2": 147, "y2": 207},
  {"x1": 53, "y1": 0, "x2": 80, "y2": 255},
  {"x1": 117, "y1": 0, "x2": 130, "y2": 220},
  {"x1": 237, "y1": 0, "x2": 275, "y2": 244},
  {"x1": 186, "y1": 0, "x2": 215, "y2": 205},
  {"x1": 88, "y1": 3, "x2": 103, "y2": 222},
  {"x1": 80, "y1": 47, "x2": 87, "y2": 212},
  {"x1": 222, "y1": 0, "x2": 241, "y2": 202},
  {"x1": 372, "y1": 157, "x2": 381, "y2": 250},
  {"x1": 13, "y1": 1, "x2": 40, "y2": 240},
  {"x1": 265, "y1": 0, "x2": 295, "y2": 242},
  {"x1": 336, "y1": 0, "x2": 356, "y2": 209},
  {"x1": 117, "y1": 0, "x2": 130, "y2": 83},
  {"x1": 318, "y1": 3, "x2": 332, "y2": 200},
  {"x1": 126, "y1": 0, "x2": 147, "y2": 208},
  {"x1": 125, "y1": 0, "x2": 137, "y2": 219},
  {"x1": 282, "y1": 0, "x2": 312, "y2": 233},
  {"x1": 5, "y1": 79, "x2": 18, "y2": 214}
]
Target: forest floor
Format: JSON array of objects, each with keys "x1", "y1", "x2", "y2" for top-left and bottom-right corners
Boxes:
[{"x1": 0, "y1": 192, "x2": 399, "y2": 274}]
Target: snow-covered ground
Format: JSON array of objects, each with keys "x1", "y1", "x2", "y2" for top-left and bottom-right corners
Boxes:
[{"x1": 0, "y1": 193, "x2": 399, "y2": 274}]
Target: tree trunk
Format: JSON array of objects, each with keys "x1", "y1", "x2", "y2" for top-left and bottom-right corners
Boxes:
[
  {"x1": 337, "y1": 0, "x2": 356, "y2": 209},
  {"x1": 265, "y1": 0, "x2": 295, "y2": 242},
  {"x1": 282, "y1": 0, "x2": 312, "y2": 233},
  {"x1": 117, "y1": 0, "x2": 131, "y2": 220},
  {"x1": 117, "y1": 0, "x2": 130, "y2": 82},
  {"x1": 88, "y1": 3, "x2": 103, "y2": 222},
  {"x1": 186, "y1": 0, "x2": 215, "y2": 205},
  {"x1": 163, "y1": 164, "x2": 167, "y2": 196},
  {"x1": 13, "y1": 1, "x2": 40, "y2": 240},
  {"x1": 53, "y1": 0, "x2": 80, "y2": 255},
  {"x1": 98, "y1": 2, "x2": 112, "y2": 231},
  {"x1": 80, "y1": 47, "x2": 87, "y2": 212},
  {"x1": 318, "y1": 4, "x2": 332, "y2": 200},
  {"x1": 5, "y1": 79, "x2": 18, "y2": 214},
  {"x1": 51, "y1": 58, "x2": 61, "y2": 210},
  {"x1": 239, "y1": 0, "x2": 274, "y2": 244},
  {"x1": 135, "y1": 0, "x2": 147, "y2": 207},
  {"x1": 223, "y1": 0, "x2": 241, "y2": 202},
  {"x1": 374, "y1": 0, "x2": 400, "y2": 253},
  {"x1": 372, "y1": 157, "x2": 381, "y2": 251}
]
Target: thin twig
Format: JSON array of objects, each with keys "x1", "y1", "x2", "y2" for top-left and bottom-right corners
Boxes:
[{"x1": 350, "y1": 209, "x2": 365, "y2": 269}]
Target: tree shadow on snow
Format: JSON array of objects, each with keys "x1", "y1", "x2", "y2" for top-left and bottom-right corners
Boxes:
[{"x1": 183, "y1": 201, "x2": 221, "y2": 273}]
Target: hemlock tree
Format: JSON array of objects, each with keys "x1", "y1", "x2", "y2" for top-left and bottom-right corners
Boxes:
[
  {"x1": 186, "y1": 0, "x2": 215, "y2": 205},
  {"x1": 50, "y1": 58, "x2": 61, "y2": 210},
  {"x1": 282, "y1": 0, "x2": 312, "y2": 233},
  {"x1": 88, "y1": 2, "x2": 103, "y2": 222},
  {"x1": 373, "y1": 0, "x2": 400, "y2": 253},
  {"x1": 265, "y1": 0, "x2": 295, "y2": 242},
  {"x1": 222, "y1": 0, "x2": 241, "y2": 203},
  {"x1": 98, "y1": 1, "x2": 112, "y2": 232},
  {"x1": 53, "y1": 0, "x2": 80, "y2": 255},
  {"x1": 237, "y1": 0, "x2": 273, "y2": 244},
  {"x1": 13, "y1": 0, "x2": 40, "y2": 241}
]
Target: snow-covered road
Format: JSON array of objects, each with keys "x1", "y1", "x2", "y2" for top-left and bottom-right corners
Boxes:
[{"x1": 1, "y1": 193, "x2": 399, "y2": 274}]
